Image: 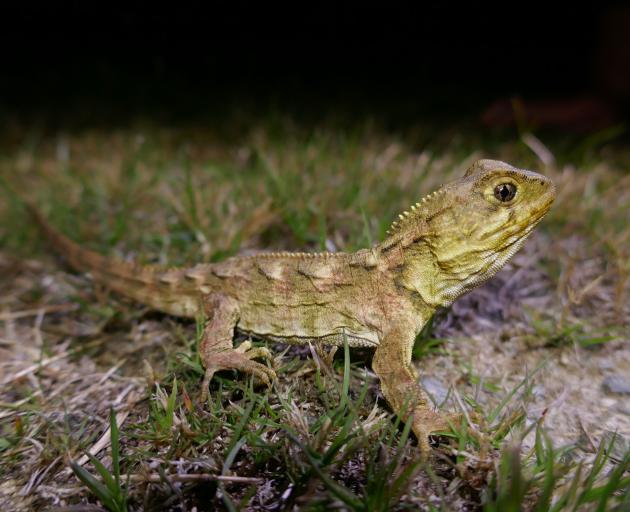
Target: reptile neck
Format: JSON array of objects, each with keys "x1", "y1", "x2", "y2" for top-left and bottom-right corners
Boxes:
[{"x1": 377, "y1": 232, "x2": 444, "y2": 308}]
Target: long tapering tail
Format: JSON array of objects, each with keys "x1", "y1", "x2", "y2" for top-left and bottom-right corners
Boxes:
[{"x1": 25, "y1": 201, "x2": 201, "y2": 318}]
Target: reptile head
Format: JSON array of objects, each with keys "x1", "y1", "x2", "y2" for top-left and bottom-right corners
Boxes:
[{"x1": 387, "y1": 159, "x2": 555, "y2": 306}]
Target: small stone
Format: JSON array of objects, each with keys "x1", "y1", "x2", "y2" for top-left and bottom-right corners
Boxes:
[
  {"x1": 617, "y1": 402, "x2": 630, "y2": 416},
  {"x1": 559, "y1": 352, "x2": 572, "y2": 366},
  {"x1": 421, "y1": 376, "x2": 448, "y2": 406},
  {"x1": 600, "y1": 430, "x2": 630, "y2": 462},
  {"x1": 602, "y1": 375, "x2": 630, "y2": 394},
  {"x1": 531, "y1": 384, "x2": 546, "y2": 400}
]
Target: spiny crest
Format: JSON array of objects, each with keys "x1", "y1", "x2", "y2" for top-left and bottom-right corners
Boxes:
[
  {"x1": 386, "y1": 187, "x2": 446, "y2": 236},
  {"x1": 247, "y1": 251, "x2": 340, "y2": 259},
  {"x1": 157, "y1": 265, "x2": 193, "y2": 286}
]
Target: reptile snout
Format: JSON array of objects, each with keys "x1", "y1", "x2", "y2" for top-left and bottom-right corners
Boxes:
[{"x1": 531, "y1": 173, "x2": 556, "y2": 203}]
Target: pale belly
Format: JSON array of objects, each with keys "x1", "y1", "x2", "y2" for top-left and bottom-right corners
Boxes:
[
  {"x1": 236, "y1": 301, "x2": 381, "y2": 348},
  {"x1": 227, "y1": 261, "x2": 387, "y2": 348},
  {"x1": 236, "y1": 326, "x2": 380, "y2": 348}
]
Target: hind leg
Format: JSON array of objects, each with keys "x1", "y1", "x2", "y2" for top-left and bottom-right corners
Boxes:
[{"x1": 199, "y1": 293, "x2": 276, "y2": 402}]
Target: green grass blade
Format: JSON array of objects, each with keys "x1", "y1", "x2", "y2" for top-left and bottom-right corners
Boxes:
[
  {"x1": 534, "y1": 430, "x2": 556, "y2": 512},
  {"x1": 166, "y1": 377, "x2": 178, "y2": 430},
  {"x1": 287, "y1": 431, "x2": 363, "y2": 509},
  {"x1": 109, "y1": 408, "x2": 121, "y2": 488},
  {"x1": 85, "y1": 453, "x2": 116, "y2": 491},
  {"x1": 219, "y1": 437, "x2": 248, "y2": 512},
  {"x1": 225, "y1": 389, "x2": 257, "y2": 456},
  {"x1": 550, "y1": 462, "x2": 582, "y2": 512},
  {"x1": 340, "y1": 333, "x2": 350, "y2": 410},
  {"x1": 71, "y1": 461, "x2": 121, "y2": 512},
  {"x1": 488, "y1": 362, "x2": 545, "y2": 423}
]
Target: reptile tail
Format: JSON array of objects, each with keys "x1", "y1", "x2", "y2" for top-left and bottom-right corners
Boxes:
[{"x1": 25, "y1": 202, "x2": 201, "y2": 318}]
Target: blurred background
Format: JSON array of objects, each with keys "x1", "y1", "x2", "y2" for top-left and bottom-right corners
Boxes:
[
  {"x1": 1, "y1": 4, "x2": 629, "y2": 510},
  {"x1": 1, "y1": 3, "x2": 629, "y2": 131}
]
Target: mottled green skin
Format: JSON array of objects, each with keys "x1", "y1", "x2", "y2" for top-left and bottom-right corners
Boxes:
[
  {"x1": 31, "y1": 159, "x2": 555, "y2": 453},
  {"x1": 149, "y1": 250, "x2": 391, "y2": 347}
]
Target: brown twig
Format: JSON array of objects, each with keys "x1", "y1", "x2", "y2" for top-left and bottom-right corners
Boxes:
[
  {"x1": 122, "y1": 473, "x2": 263, "y2": 484},
  {"x1": 0, "y1": 303, "x2": 78, "y2": 321}
]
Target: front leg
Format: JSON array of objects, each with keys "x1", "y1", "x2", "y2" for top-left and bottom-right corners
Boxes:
[
  {"x1": 199, "y1": 293, "x2": 276, "y2": 402},
  {"x1": 372, "y1": 324, "x2": 462, "y2": 453}
]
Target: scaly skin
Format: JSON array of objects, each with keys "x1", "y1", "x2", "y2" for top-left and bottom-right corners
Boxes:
[{"x1": 28, "y1": 159, "x2": 555, "y2": 452}]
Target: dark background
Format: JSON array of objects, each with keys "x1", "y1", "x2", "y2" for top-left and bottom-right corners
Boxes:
[{"x1": 1, "y1": 3, "x2": 629, "y2": 127}]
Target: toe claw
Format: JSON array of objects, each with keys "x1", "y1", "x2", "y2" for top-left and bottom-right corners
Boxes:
[
  {"x1": 243, "y1": 346, "x2": 274, "y2": 363},
  {"x1": 251, "y1": 362, "x2": 277, "y2": 387},
  {"x1": 251, "y1": 366, "x2": 273, "y2": 387},
  {"x1": 254, "y1": 371, "x2": 270, "y2": 386},
  {"x1": 198, "y1": 346, "x2": 277, "y2": 398},
  {"x1": 199, "y1": 367, "x2": 216, "y2": 403},
  {"x1": 235, "y1": 340, "x2": 253, "y2": 353}
]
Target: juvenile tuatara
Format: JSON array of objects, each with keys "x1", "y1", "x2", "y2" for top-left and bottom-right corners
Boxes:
[{"x1": 28, "y1": 159, "x2": 555, "y2": 451}]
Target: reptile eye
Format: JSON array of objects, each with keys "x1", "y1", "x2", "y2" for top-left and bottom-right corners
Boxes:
[{"x1": 494, "y1": 183, "x2": 517, "y2": 202}]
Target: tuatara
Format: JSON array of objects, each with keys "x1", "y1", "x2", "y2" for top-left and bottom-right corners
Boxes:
[{"x1": 27, "y1": 159, "x2": 555, "y2": 451}]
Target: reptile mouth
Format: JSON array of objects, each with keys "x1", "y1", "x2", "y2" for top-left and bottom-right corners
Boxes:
[{"x1": 534, "y1": 196, "x2": 555, "y2": 221}]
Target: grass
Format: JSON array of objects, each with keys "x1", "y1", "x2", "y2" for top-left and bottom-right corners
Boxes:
[
  {"x1": 0, "y1": 113, "x2": 628, "y2": 510},
  {"x1": 70, "y1": 408, "x2": 128, "y2": 512}
]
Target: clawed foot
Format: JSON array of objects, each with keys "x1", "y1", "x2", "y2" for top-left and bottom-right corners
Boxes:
[
  {"x1": 199, "y1": 341, "x2": 277, "y2": 402},
  {"x1": 413, "y1": 409, "x2": 482, "y2": 453}
]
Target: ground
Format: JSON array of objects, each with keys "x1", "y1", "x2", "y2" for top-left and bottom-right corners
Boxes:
[{"x1": 0, "y1": 116, "x2": 628, "y2": 510}]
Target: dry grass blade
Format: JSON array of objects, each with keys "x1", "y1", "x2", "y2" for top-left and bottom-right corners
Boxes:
[
  {"x1": 0, "y1": 303, "x2": 78, "y2": 321},
  {"x1": 0, "y1": 120, "x2": 628, "y2": 510}
]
